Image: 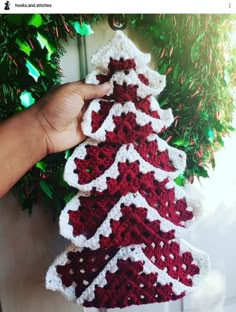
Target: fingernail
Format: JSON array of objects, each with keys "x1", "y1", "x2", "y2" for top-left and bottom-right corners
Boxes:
[{"x1": 103, "y1": 82, "x2": 112, "y2": 91}]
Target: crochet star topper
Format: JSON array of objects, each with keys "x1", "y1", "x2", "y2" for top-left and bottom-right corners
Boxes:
[{"x1": 46, "y1": 30, "x2": 210, "y2": 308}]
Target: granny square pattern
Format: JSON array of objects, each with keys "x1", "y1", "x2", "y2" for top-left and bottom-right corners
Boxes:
[{"x1": 46, "y1": 31, "x2": 210, "y2": 308}]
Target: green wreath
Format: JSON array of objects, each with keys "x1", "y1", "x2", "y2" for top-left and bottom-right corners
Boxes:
[{"x1": 0, "y1": 14, "x2": 235, "y2": 217}]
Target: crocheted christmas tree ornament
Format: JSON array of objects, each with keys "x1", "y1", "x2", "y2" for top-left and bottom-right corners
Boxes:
[{"x1": 46, "y1": 31, "x2": 210, "y2": 308}]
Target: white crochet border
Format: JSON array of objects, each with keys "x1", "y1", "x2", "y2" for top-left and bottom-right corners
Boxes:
[
  {"x1": 64, "y1": 134, "x2": 186, "y2": 192},
  {"x1": 90, "y1": 31, "x2": 151, "y2": 72},
  {"x1": 59, "y1": 191, "x2": 201, "y2": 250},
  {"x1": 81, "y1": 98, "x2": 173, "y2": 142},
  {"x1": 46, "y1": 241, "x2": 210, "y2": 305},
  {"x1": 86, "y1": 67, "x2": 166, "y2": 97}
]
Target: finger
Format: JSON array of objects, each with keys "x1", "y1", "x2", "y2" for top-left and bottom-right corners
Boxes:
[
  {"x1": 81, "y1": 100, "x2": 89, "y2": 114},
  {"x1": 75, "y1": 82, "x2": 112, "y2": 100}
]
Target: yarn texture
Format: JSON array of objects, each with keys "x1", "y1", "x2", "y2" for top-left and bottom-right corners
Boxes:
[{"x1": 46, "y1": 31, "x2": 210, "y2": 308}]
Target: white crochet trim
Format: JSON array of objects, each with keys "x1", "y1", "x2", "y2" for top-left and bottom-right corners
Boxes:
[
  {"x1": 81, "y1": 98, "x2": 173, "y2": 142},
  {"x1": 46, "y1": 244, "x2": 80, "y2": 300},
  {"x1": 147, "y1": 133, "x2": 186, "y2": 169},
  {"x1": 90, "y1": 31, "x2": 151, "y2": 72},
  {"x1": 64, "y1": 135, "x2": 185, "y2": 192},
  {"x1": 46, "y1": 241, "x2": 210, "y2": 304},
  {"x1": 86, "y1": 67, "x2": 166, "y2": 97},
  {"x1": 59, "y1": 191, "x2": 199, "y2": 250}
]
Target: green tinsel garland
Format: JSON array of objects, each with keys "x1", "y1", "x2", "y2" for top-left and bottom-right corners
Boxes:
[
  {"x1": 133, "y1": 15, "x2": 236, "y2": 181},
  {"x1": 0, "y1": 14, "x2": 235, "y2": 217}
]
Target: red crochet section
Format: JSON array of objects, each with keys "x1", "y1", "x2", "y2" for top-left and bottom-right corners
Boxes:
[
  {"x1": 143, "y1": 241, "x2": 200, "y2": 286},
  {"x1": 112, "y1": 83, "x2": 138, "y2": 103},
  {"x1": 73, "y1": 143, "x2": 119, "y2": 185},
  {"x1": 68, "y1": 195, "x2": 118, "y2": 239},
  {"x1": 105, "y1": 112, "x2": 153, "y2": 143},
  {"x1": 96, "y1": 74, "x2": 111, "y2": 84},
  {"x1": 91, "y1": 100, "x2": 113, "y2": 133},
  {"x1": 95, "y1": 82, "x2": 152, "y2": 105},
  {"x1": 108, "y1": 58, "x2": 136, "y2": 72},
  {"x1": 99, "y1": 205, "x2": 175, "y2": 248},
  {"x1": 134, "y1": 139, "x2": 176, "y2": 172},
  {"x1": 56, "y1": 248, "x2": 117, "y2": 298},
  {"x1": 90, "y1": 97, "x2": 160, "y2": 134},
  {"x1": 84, "y1": 259, "x2": 184, "y2": 308},
  {"x1": 140, "y1": 178, "x2": 193, "y2": 227},
  {"x1": 138, "y1": 73, "x2": 149, "y2": 85},
  {"x1": 105, "y1": 161, "x2": 193, "y2": 227},
  {"x1": 105, "y1": 161, "x2": 142, "y2": 196},
  {"x1": 135, "y1": 97, "x2": 160, "y2": 119}
]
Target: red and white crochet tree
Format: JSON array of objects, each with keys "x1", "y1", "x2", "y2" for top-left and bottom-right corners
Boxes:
[{"x1": 46, "y1": 31, "x2": 210, "y2": 308}]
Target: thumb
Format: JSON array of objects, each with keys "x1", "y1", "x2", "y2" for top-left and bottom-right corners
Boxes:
[{"x1": 75, "y1": 82, "x2": 112, "y2": 100}]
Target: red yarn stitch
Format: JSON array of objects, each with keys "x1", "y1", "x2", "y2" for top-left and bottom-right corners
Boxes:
[
  {"x1": 84, "y1": 259, "x2": 184, "y2": 308},
  {"x1": 134, "y1": 139, "x2": 176, "y2": 172},
  {"x1": 91, "y1": 100, "x2": 113, "y2": 133},
  {"x1": 96, "y1": 73, "x2": 112, "y2": 84},
  {"x1": 143, "y1": 241, "x2": 200, "y2": 286},
  {"x1": 138, "y1": 73, "x2": 149, "y2": 85},
  {"x1": 140, "y1": 179, "x2": 193, "y2": 227},
  {"x1": 56, "y1": 247, "x2": 117, "y2": 298},
  {"x1": 68, "y1": 195, "x2": 119, "y2": 238},
  {"x1": 112, "y1": 83, "x2": 138, "y2": 103},
  {"x1": 73, "y1": 143, "x2": 119, "y2": 185},
  {"x1": 135, "y1": 97, "x2": 160, "y2": 119},
  {"x1": 108, "y1": 58, "x2": 136, "y2": 72},
  {"x1": 105, "y1": 112, "x2": 153, "y2": 143}
]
